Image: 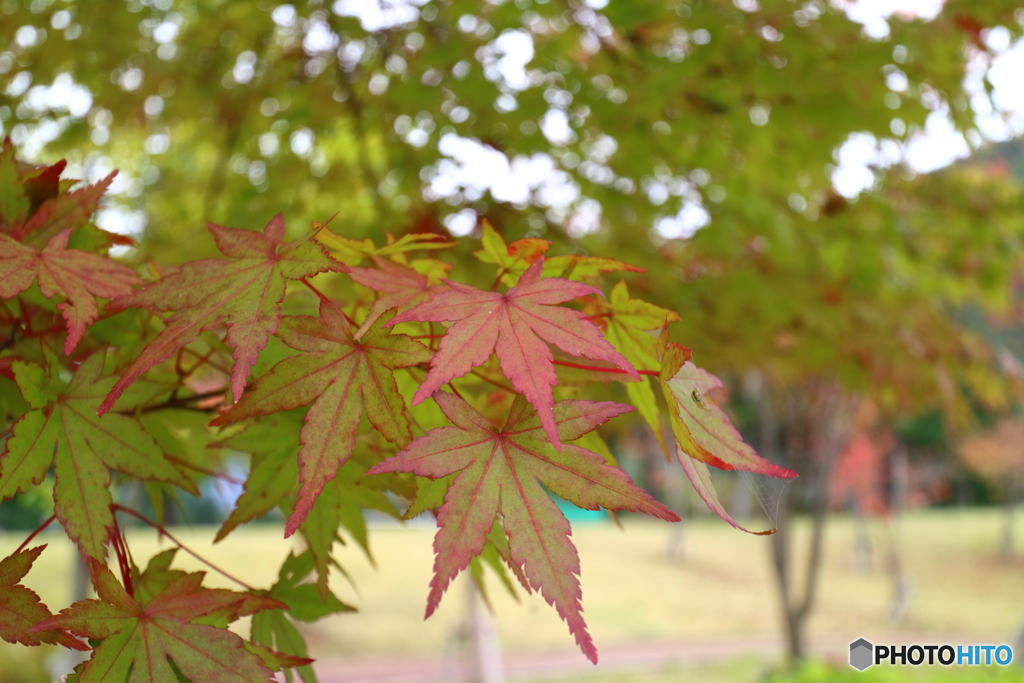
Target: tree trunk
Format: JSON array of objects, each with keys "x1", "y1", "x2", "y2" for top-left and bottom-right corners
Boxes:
[
  {"x1": 851, "y1": 505, "x2": 872, "y2": 572},
  {"x1": 761, "y1": 381, "x2": 846, "y2": 664},
  {"x1": 732, "y1": 472, "x2": 753, "y2": 521},
  {"x1": 999, "y1": 482, "x2": 1019, "y2": 558},
  {"x1": 770, "y1": 452, "x2": 833, "y2": 662},
  {"x1": 886, "y1": 444, "x2": 912, "y2": 622},
  {"x1": 466, "y1": 580, "x2": 505, "y2": 683},
  {"x1": 664, "y1": 438, "x2": 687, "y2": 562},
  {"x1": 50, "y1": 552, "x2": 90, "y2": 681}
]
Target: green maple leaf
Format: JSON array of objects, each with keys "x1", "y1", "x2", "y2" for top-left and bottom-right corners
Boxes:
[
  {"x1": 587, "y1": 281, "x2": 680, "y2": 456},
  {"x1": 368, "y1": 391, "x2": 679, "y2": 663},
  {"x1": 473, "y1": 220, "x2": 552, "y2": 287},
  {"x1": 250, "y1": 552, "x2": 353, "y2": 683},
  {"x1": 315, "y1": 229, "x2": 452, "y2": 265},
  {"x1": 0, "y1": 350, "x2": 196, "y2": 560},
  {"x1": 0, "y1": 545, "x2": 88, "y2": 650},
  {"x1": 213, "y1": 411, "x2": 302, "y2": 543},
  {"x1": 33, "y1": 557, "x2": 286, "y2": 683},
  {"x1": 473, "y1": 222, "x2": 642, "y2": 286},
  {"x1": 212, "y1": 300, "x2": 431, "y2": 536},
  {"x1": 99, "y1": 214, "x2": 347, "y2": 413}
]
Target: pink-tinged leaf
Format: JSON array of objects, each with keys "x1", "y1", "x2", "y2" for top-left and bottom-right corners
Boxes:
[
  {"x1": 99, "y1": 214, "x2": 347, "y2": 413},
  {"x1": 657, "y1": 344, "x2": 796, "y2": 533},
  {"x1": 0, "y1": 546, "x2": 88, "y2": 650},
  {"x1": 211, "y1": 300, "x2": 432, "y2": 536},
  {"x1": 348, "y1": 257, "x2": 448, "y2": 338},
  {"x1": 0, "y1": 230, "x2": 140, "y2": 353},
  {"x1": 12, "y1": 171, "x2": 116, "y2": 246},
  {"x1": 660, "y1": 344, "x2": 796, "y2": 478},
  {"x1": 675, "y1": 446, "x2": 775, "y2": 535},
  {"x1": 0, "y1": 350, "x2": 196, "y2": 560},
  {"x1": 34, "y1": 560, "x2": 283, "y2": 683},
  {"x1": 388, "y1": 257, "x2": 638, "y2": 450},
  {"x1": 368, "y1": 392, "x2": 678, "y2": 664}
]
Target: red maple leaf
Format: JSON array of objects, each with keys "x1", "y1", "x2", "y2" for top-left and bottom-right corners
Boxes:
[
  {"x1": 388, "y1": 257, "x2": 638, "y2": 449},
  {"x1": 347, "y1": 256, "x2": 447, "y2": 337},
  {"x1": 0, "y1": 230, "x2": 140, "y2": 353},
  {"x1": 368, "y1": 391, "x2": 679, "y2": 663},
  {"x1": 99, "y1": 214, "x2": 347, "y2": 414}
]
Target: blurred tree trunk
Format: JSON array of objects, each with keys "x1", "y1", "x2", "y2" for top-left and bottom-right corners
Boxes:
[
  {"x1": 466, "y1": 580, "x2": 505, "y2": 683},
  {"x1": 664, "y1": 452, "x2": 687, "y2": 562},
  {"x1": 851, "y1": 506, "x2": 873, "y2": 572},
  {"x1": 759, "y1": 380, "x2": 851, "y2": 663},
  {"x1": 732, "y1": 472, "x2": 753, "y2": 522},
  {"x1": 886, "y1": 444, "x2": 913, "y2": 622},
  {"x1": 50, "y1": 553, "x2": 89, "y2": 680},
  {"x1": 1000, "y1": 480, "x2": 1021, "y2": 558}
]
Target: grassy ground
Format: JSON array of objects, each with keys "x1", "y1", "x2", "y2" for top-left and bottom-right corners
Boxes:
[{"x1": 1, "y1": 508, "x2": 1021, "y2": 680}]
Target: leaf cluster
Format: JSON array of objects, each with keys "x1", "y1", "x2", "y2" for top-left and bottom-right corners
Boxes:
[{"x1": 0, "y1": 141, "x2": 796, "y2": 675}]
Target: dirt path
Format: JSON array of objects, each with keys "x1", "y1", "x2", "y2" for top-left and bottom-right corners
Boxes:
[
  {"x1": 303, "y1": 631, "x2": 983, "y2": 683},
  {"x1": 305, "y1": 635, "x2": 853, "y2": 683}
]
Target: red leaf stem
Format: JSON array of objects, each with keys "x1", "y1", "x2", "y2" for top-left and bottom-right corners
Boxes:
[
  {"x1": 14, "y1": 514, "x2": 56, "y2": 554},
  {"x1": 552, "y1": 359, "x2": 660, "y2": 376}
]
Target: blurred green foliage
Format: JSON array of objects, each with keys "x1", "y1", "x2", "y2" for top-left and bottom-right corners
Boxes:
[{"x1": 3, "y1": 0, "x2": 1024, "y2": 431}]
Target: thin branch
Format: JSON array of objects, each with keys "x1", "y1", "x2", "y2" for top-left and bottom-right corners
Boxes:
[
  {"x1": 446, "y1": 381, "x2": 465, "y2": 400},
  {"x1": 468, "y1": 368, "x2": 514, "y2": 394},
  {"x1": 490, "y1": 268, "x2": 508, "y2": 292},
  {"x1": 164, "y1": 454, "x2": 244, "y2": 486},
  {"x1": 117, "y1": 389, "x2": 228, "y2": 416},
  {"x1": 181, "y1": 347, "x2": 231, "y2": 378},
  {"x1": 113, "y1": 505, "x2": 256, "y2": 592}
]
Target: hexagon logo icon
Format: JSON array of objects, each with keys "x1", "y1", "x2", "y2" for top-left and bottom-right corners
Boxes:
[{"x1": 850, "y1": 638, "x2": 874, "y2": 671}]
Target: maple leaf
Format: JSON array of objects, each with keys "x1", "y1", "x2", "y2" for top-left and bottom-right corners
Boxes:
[
  {"x1": 474, "y1": 220, "x2": 551, "y2": 287},
  {"x1": 0, "y1": 230, "x2": 141, "y2": 354},
  {"x1": 0, "y1": 351, "x2": 196, "y2": 560},
  {"x1": 348, "y1": 256, "x2": 448, "y2": 338},
  {"x1": 212, "y1": 300, "x2": 431, "y2": 535},
  {"x1": 213, "y1": 412, "x2": 302, "y2": 543},
  {"x1": 472, "y1": 221, "x2": 642, "y2": 285},
  {"x1": 586, "y1": 281, "x2": 680, "y2": 456},
  {"x1": 388, "y1": 257, "x2": 638, "y2": 449},
  {"x1": 315, "y1": 229, "x2": 452, "y2": 265},
  {"x1": 0, "y1": 545, "x2": 88, "y2": 650},
  {"x1": 33, "y1": 559, "x2": 285, "y2": 683},
  {"x1": 367, "y1": 391, "x2": 679, "y2": 663},
  {"x1": 658, "y1": 343, "x2": 797, "y2": 534},
  {"x1": 541, "y1": 255, "x2": 643, "y2": 280},
  {"x1": 98, "y1": 214, "x2": 347, "y2": 414},
  {"x1": 251, "y1": 552, "x2": 353, "y2": 683}
]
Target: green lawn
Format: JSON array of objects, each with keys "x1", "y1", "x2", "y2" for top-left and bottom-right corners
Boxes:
[{"x1": 2, "y1": 508, "x2": 1021, "y2": 681}]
